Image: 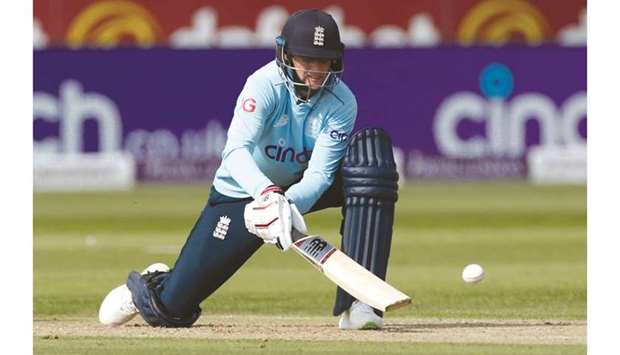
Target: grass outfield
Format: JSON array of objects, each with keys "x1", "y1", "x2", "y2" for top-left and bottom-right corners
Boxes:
[{"x1": 33, "y1": 182, "x2": 586, "y2": 353}]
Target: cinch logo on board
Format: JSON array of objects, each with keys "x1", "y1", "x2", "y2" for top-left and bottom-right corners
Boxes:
[
  {"x1": 34, "y1": 79, "x2": 228, "y2": 162},
  {"x1": 66, "y1": 0, "x2": 162, "y2": 47},
  {"x1": 33, "y1": 79, "x2": 122, "y2": 154},
  {"x1": 433, "y1": 63, "x2": 586, "y2": 159},
  {"x1": 264, "y1": 144, "x2": 312, "y2": 164}
]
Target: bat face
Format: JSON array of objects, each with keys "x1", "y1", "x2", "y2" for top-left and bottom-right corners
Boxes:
[{"x1": 291, "y1": 233, "x2": 411, "y2": 312}]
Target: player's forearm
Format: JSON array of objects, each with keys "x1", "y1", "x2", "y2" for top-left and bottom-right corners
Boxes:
[
  {"x1": 285, "y1": 170, "x2": 332, "y2": 214},
  {"x1": 223, "y1": 147, "x2": 273, "y2": 199}
]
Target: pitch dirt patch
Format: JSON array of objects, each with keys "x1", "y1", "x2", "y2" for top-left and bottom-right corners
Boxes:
[{"x1": 34, "y1": 316, "x2": 585, "y2": 345}]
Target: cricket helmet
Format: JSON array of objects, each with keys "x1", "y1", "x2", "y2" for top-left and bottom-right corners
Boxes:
[{"x1": 275, "y1": 9, "x2": 345, "y2": 101}]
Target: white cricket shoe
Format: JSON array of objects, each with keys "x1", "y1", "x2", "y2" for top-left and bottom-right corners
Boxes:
[
  {"x1": 98, "y1": 263, "x2": 170, "y2": 326},
  {"x1": 338, "y1": 300, "x2": 384, "y2": 330}
]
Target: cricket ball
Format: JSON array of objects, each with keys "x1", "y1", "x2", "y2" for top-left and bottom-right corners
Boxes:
[{"x1": 462, "y1": 264, "x2": 485, "y2": 284}]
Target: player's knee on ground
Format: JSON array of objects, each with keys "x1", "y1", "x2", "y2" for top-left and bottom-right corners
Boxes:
[
  {"x1": 334, "y1": 127, "x2": 399, "y2": 316},
  {"x1": 126, "y1": 270, "x2": 201, "y2": 327}
]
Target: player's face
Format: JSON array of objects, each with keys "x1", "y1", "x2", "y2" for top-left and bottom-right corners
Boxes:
[{"x1": 290, "y1": 56, "x2": 332, "y2": 90}]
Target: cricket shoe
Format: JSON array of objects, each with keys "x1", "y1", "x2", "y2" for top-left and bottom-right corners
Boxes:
[
  {"x1": 98, "y1": 263, "x2": 170, "y2": 326},
  {"x1": 338, "y1": 300, "x2": 384, "y2": 330}
]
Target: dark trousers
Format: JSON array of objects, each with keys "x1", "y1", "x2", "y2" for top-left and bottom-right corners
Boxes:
[{"x1": 159, "y1": 175, "x2": 344, "y2": 316}]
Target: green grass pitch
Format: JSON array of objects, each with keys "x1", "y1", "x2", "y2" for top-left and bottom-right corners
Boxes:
[{"x1": 34, "y1": 182, "x2": 586, "y2": 354}]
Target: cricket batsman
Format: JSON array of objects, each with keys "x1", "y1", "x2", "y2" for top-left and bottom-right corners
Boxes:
[{"x1": 99, "y1": 9, "x2": 399, "y2": 330}]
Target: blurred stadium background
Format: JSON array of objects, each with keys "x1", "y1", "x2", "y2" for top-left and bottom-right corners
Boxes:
[
  {"x1": 33, "y1": 1, "x2": 586, "y2": 353},
  {"x1": 33, "y1": 0, "x2": 586, "y2": 189}
]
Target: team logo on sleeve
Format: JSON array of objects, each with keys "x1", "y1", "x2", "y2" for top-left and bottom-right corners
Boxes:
[{"x1": 242, "y1": 98, "x2": 256, "y2": 112}]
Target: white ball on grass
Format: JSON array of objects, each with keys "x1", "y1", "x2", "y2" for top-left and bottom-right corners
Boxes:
[{"x1": 462, "y1": 264, "x2": 485, "y2": 284}]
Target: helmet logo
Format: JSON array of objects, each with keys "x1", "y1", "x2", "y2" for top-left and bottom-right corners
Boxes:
[{"x1": 313, "y1": 26, "x2": 325, "y2": 46}]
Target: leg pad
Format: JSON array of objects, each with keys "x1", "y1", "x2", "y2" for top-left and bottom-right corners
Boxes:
[{"x1": 333, "y1": 128, "x2": 399, "y2": 316}]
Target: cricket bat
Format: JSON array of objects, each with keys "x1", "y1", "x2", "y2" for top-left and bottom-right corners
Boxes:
[{"x1": 290, "y1": 229, "x2": 411, "y2": 312}]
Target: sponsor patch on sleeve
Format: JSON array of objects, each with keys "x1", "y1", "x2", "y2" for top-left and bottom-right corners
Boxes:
[
  {"x1": 329, "y1": 129, "x2": 349, "y2": 142},
  {"x1": 242, "y1": 97, "x2": 256, "y2": 112}
]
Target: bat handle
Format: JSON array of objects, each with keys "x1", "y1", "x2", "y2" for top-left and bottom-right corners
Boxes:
[{"x1": 291, "y1": 228, "x2": 307, "y2": 243}]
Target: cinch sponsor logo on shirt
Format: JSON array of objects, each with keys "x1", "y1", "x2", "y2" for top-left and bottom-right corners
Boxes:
[
  {"x1": 329, "y1": 130, "x2": 349, "y2": 142},
  {"x1": 264, "y1": 145, "x2": 312, "y2": 164}
]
